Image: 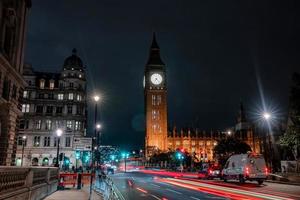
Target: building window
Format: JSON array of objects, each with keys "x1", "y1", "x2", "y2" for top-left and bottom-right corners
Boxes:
[
  {"x1": 44, "y1": 137, "x2": 50, "y2": 147},
  {"x1": 58, "y1": 93, "x2": 64, "y2": 100},
  {"x1": 40, "y1": 79, "x2": 45, "y2": 89},
  {"x1": 66, "y1": 120, "x2": 73, "y2": 130},
  {"x1": 59, "y1": 82, "x2": 64, "y2": 89},
  {"x1": 157, "y1": 95, "x2": 162, "y2": 105},
  {"x1": 192, "y1": 141, "x2": 196, "y2": 146},
  {"x1": 49, "y1": 80, "x2": 55, "y2": 89},
  {"x1": 68, "y1": 93, "x2": 73, "y2": 100},
  {"x1": 48, "y1": 93, "x2": 54, "y2": 99},
  {"x1": 33, "y1": 136, "x2": 41, "y2": 147},
  {"x1": 38, "y1": 93, "x2": 44, "y2": 99},
  {"x1": 36, "y1": 105, "x2": 43, "y2": 114},
  {"x1": 206, "y1": 141, "x2": 211, "y2": 146},
  {"x1": 20, "y1": 120, "x2": 29, "y2": 129},
  {"x1": 199, "y1": 141, "x2": 204, "y2": 146},
  {"x1": 23, "y1": 90, "x2": 29, "y2": 98},
  {"x1": 175, "y1": 141, "x2": 180, "y2": 145},
  {"x1": 46, "y1": 106, "x2": 53, "y2": 114},
  {"x1": 77, "y1": 94, "x2": 82, "y2": 101},
  {"x1": 22, "y1": 104, "x2": 30, "y2": 113},
  {"x1": 35, "y1": 120, "x2": 41, "y2": 130},
  {"x1": 65, "y1": 137, "x2": 71, "y2": 147},
  {"x1": 69, "y1": 82, "x2": 74, "y2": 88},
  {"x1": 75, "y1": 121, "x2": 81, "y2": 131},
  {"x1": 12, "y1": 85, "x2": 17, "y2": 99},
  {"x1": 152, "y1": 95, "x2": 156, "y2": 106},
  {"x1": 56, "y1": 107, "x2": 63, "y2": 114},
  {"x1": 67, "y1": 106, "x2": 73, "y2": 114},
  {"x1": 76, "y1": 106, "x2": 83, "y2": 115},
  {"x1": 54, "y1": 137, "x2": 57, "y2": 147},
  {"x1": 79, "y1": 74, "x2": 82, "y2": 78},
  {"x1": 45, "y1": 120, "x2": 52, "y2": 130},
  {"x1": 17, "y1": 136, "x2": 27, "y2": 146}
]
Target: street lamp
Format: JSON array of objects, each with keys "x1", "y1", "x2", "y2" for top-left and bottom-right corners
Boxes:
[
  {"x1": 122, "y1": 152, "x2": 129, "y2": 173},
  {"x1": 55, "y1": 129, "x2": 63, "y2": 168},
  {"x1": 21, "y1": 135, "x2": 26, "y2": 166},
  {"x1": 262, "y1": 111, "x2": 274, "y2": 171},
  {"x1": 263, "y1": 112, "x2": 271, "y2": 120}
]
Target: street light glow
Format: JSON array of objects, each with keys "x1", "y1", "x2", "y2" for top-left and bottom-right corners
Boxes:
[
  {"x1": 22, "y1": 135, "x2": 27, "y2": 140},
  {"x1": 263, "y1": 112, "x2": 271, "y2": 120},
  {"x1": 227, "y1": 131, "x2": 231, "y2": 135},
  {"x1": 56, "y1": 129, "x2": 63, "y2": 137},
  {"x1": 94, "y1": 95, "x2": 100, "y2": 102},
  {"x1": 96, "y1": 123, "x2": 101, "y2": 130}
]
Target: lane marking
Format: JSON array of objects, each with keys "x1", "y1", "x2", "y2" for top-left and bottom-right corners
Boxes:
[
  {"x1": 190, "y1": 196, "x2": 201, "y2": 200},
  {"x1": 136, "y1": 187, "x2": 148, "y2": 194},
  {"x1": 166, "y1": 188, "x2": 182, "y2": 195},
  {"x1": 150, "y1": 183, "x2": 161, "y2": 188},
  {"x1": 151, "y1": 194, "x2": 161, "y2": 200}
]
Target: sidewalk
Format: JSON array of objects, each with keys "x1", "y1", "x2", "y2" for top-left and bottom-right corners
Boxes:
[{"x1": 44, "y1": 187, "x2": 103, "y2": 200}]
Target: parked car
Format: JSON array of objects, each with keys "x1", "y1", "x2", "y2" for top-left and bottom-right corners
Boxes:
[{"x1": 222, "y1": 153, "x2": 268, "y2": 185}]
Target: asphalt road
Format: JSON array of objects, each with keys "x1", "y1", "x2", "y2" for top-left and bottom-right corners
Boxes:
[{"x1": 110, "y1": 171, "x2": 300, "y2": 200}]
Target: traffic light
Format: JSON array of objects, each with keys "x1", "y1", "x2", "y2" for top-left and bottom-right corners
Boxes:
[{"x1": 59, "y1": 153, "x2": 64, "y2": 161}]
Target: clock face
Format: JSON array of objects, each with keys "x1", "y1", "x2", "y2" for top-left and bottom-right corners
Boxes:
[{"x1": 150, "y1": 73, "x2": 163, "y2": 85}]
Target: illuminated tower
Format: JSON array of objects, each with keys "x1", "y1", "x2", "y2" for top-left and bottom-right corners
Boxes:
[{"x1": 144, "y1": 33, "x2": 168, "y2": 158}]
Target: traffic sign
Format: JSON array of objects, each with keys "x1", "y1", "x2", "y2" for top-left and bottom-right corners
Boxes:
[{"x1": 73, "y1": 137, "x2": 92, "y2": 151}]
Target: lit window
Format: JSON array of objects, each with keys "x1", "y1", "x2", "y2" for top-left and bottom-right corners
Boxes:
[
  {"x1": 199, "y1": 141, "x2": 204, "y2": 146},
  {"x1": 23, "y1": 91, "x2": 29, "y2": 98},
  {"x1": 206, "y1": 141, "x2": 211, "y2": 146},
  {"x1": 75, "y1": 121, "x2": 81, "y2": 130},
  {"x1": 157, "y1": 95, "x2": 162, "y2": 105},
  {"x1": 67, "y1": 120, "x2": 73, "y2": 129},
  {"x1": 77, "y1": 94, "x2": 82, "y2": 101},
  {"x1": 45, "y1": 120, "x2": 52, "y2": 130},
  {"x1": 152, "y1": 95, "x2": 156, "y2": 106},
  {"x1": 192, "y1": 141, "x2": 196, "y2": 146},
  {"x1": 22, "y1": 104, "x2": 30, "y2": 113},
  {"x1": 35, "y1": 120, "x2": 41, "y2": 130},
  {"x1": 58, "y1": 94, "x2": 64, "y2": 100},
  {"x1": 68, "y1": 93, "x2": 73, "y2": 100},
  {"x1": 33, "y1": 136, "x2": 40, "y2": 147},
  {"x1": 40, "y1": 79, "x2": 45, "y2": 89},
  {"x1": 65, "y1": 137, "x2": 71, "y2": 147},
  {"x1": 49, "y1": 80, "x2": 55, "y2": 89},
  {"x1": 192, "y1": 147, "x2": 196, "y2": 152},
  {"x1": 79, "y1": 74, "x2": 82, "y2": 78},
  {"x1": 175, "y1": 141, "x2": 180, "y2": 145}
]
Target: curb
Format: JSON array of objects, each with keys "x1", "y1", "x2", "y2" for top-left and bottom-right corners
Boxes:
[{"x1": 265, "y1": 180, "x2": 300, "y2": 186}]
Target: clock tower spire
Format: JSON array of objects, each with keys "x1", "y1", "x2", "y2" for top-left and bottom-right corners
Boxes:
[{"x1": 144, "y1": 33, "x2": 168, "y2": 158}]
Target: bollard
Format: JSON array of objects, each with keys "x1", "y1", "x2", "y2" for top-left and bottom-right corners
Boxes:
[{"x1": 77, "y1": 173, "x2": 82, "y2": 189}]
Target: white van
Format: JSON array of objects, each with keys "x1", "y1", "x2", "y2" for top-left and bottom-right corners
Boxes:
[{"x1": 222, "y1": 153, "x2": 268, "y2": 185}]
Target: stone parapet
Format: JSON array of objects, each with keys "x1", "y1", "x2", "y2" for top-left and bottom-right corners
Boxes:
[{"x1": 0, "y1": 166, "x2": 58, "y2": 200}]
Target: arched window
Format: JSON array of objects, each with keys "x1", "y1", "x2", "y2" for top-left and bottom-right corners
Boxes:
[{"x1": 32, "y1": 158, "x2": 39, "y2": 166}]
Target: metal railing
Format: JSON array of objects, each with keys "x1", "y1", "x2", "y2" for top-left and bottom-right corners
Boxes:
[{"x1": 94, "y1": 174, "x2": 125, "y2": 200}]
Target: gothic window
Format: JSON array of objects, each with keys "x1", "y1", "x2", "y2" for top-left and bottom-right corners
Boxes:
[
  {"x1": 152, "y1": 95, "x2": 156, "y2": 105},
  {"x1": 206, "y1": 141, "x2": 211, "y2": 146},
  {"x1": 157, "y1": 95, "x2": 162, "y2": 105},
  {"x1": 192, "y1": 141, "x2": 196, "y2": 146},
  {"x1": 44, "y1": 137, "x2": 50, "y2": 147}
]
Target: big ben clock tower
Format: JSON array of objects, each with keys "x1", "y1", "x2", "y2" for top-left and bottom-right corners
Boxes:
[{"x1": 144, "y1": 33, "x2": 168, "y2": 158}]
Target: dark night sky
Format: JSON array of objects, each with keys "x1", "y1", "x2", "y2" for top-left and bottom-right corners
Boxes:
[{"x1": 25, "y1": 0, "x2": 300, "y2": 150}]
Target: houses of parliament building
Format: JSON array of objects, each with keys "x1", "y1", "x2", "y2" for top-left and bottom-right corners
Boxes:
[{"x1": 144, "y1": 34, "x2": 261, "y2": 161}]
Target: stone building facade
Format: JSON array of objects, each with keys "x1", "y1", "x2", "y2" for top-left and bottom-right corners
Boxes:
[
  {"x1": 0, "y1": 0, "x2": 31, "y2": 165},
  {"x1": 167, "y1": 104, "x2": 261, "y2": 161},
  {"x1": 16, "y1": 49, "x2": 88, "y2": 168}
]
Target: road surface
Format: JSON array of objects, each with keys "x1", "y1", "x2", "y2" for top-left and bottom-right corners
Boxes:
[{"x1": 110, "y1": 171, "x2": 300, "y2": 200}]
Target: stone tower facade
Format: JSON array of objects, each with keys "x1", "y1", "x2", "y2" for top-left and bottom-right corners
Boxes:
[{"x1": 144, "y1": 34, "x2": 168, "y2": 158}]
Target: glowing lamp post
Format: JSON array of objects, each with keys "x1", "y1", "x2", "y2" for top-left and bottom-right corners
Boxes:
[
  {"x1": 55, "y1": 129, "x2": 63, "y2": 168},
  {"x1": 21, "y1": 135, "x2": 26, "y2": 166}
]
